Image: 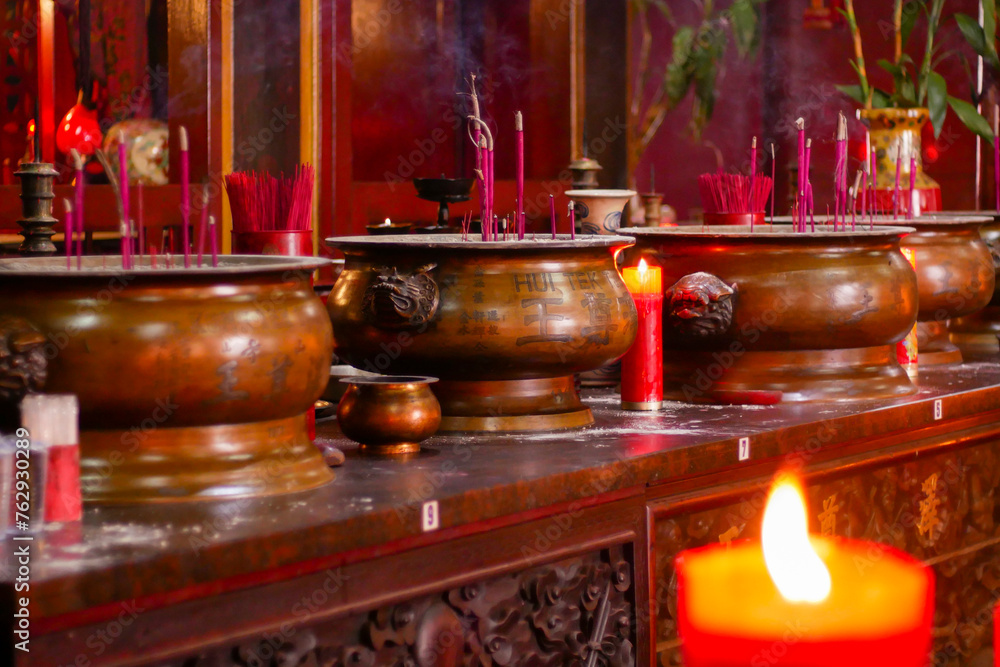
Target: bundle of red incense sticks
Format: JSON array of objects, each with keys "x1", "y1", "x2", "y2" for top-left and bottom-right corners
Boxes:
[
  {"x1": 697, "y1": 172, "x2": 773, "y2": 214},
  {"x1": 224, "y1": 165, "x2": 315, "y2": 232}
]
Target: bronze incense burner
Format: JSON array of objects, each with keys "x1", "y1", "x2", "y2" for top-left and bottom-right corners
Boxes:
[
  {"x1": 931, "y1": 212, "x2": 1000, "y2": 354},
  {"x1": 326, "y1": 234, "x2": 637, "y2": 432},
  {"x1": 621, "y1": 225, "x2": 919, "y2": 402},
  {"x1": 337, "y1": 376, "x2": 441, "y2": 455},
  {"x1": 876, "y1": 216, "x2": 995, "y2": 365},
  {"x1": 0, "y1": 255, "x2": 334, "y2": 503}
]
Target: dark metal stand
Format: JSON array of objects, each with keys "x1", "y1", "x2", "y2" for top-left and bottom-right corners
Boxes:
[{"x1": 14, "y1": 162, "x2": 60, "y2": 256}]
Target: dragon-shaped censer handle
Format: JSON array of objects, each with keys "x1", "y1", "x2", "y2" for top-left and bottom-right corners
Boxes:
[
  {"x1": 663, "y1": 272, "x2": 737, "y2": 338},
  {"x1": 361, "y1": 263, "x2": 440, "y2": 330},
  {"x1": 0, "y1": 316, "x2": 48, "y2": 407}
]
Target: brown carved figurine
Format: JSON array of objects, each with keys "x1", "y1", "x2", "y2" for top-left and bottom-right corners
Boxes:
[{"x1": 327, "y1": 234, "x2": 638, "y2": 432}]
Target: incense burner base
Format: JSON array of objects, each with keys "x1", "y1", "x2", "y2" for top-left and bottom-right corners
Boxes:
[
  {"x1": 434, "y1": 377, "x2": 594, "y2": 433},
  {"x1": 950, "y1": 331, "x2": 1000, "y2": 355},
  {"x1": 917, "y1": 321, "x2": 964, "y2": 366},
  {"x1": 81, "y1": 414, "x2": 333, "y2": 503},
  {"x1": 663, "y1": 346, "x2": 915, "y2": 403}
]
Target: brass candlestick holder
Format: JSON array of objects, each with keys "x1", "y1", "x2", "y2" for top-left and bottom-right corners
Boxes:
[
  {"x1": 567, "y1": 157, "x2": 603, "y2": 190},
  {"x1": 14, "y1": 162, "x2": 60, "y2": 256},
  {"x1": 639, "y1": 192, "x2": 664, "y2": 227}
]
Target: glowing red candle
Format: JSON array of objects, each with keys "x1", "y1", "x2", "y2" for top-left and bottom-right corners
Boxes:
[
  {"x1": 621, "y1": 259, "x2": 662, "y2": 410},
  {"x1": 676, "y1": 473, "x2": 934, "y2": 667}
]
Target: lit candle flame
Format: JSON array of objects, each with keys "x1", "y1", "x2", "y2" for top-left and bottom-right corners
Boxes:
[
  {"x1": 761, "y1": 474, "x2": 831, "y2": 604},
  {"x1": 638, "y1": 257, "x2": 648, "y2": 274},
  {"x1": 383, "y1": 218, "x2": 391, "y2": 227}
]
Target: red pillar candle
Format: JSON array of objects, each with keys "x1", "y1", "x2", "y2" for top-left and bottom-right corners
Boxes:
[
  {"x1": 621, "y1": 259, "x2": 663, "y2": 410},
  {"x1": 676, "y1": 473, "x2": 934, "y2": 667}
]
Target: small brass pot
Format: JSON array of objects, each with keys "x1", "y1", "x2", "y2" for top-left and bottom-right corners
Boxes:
[{"x1": 337, "y1": 376, "x2": 441, "y2": 455}]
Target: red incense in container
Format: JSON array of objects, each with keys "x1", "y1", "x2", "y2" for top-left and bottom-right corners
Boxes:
[
  {"x1": 621, "y1": 259, "x2": 663, "y2": 410},
  {"x1": 909, "y1": 154, "x2": 917, "y2": 216},
  {"x1": 870, "y1": 146, "x2": 878, "y2": 226}
]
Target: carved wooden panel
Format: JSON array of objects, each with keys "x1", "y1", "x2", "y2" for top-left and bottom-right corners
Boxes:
[
  {"x1": 159, "y1": 546, "x2": 634, "y2": 667},
  {"x1": 651, "y1": 442, "x2": 1000, "y2": 666}
]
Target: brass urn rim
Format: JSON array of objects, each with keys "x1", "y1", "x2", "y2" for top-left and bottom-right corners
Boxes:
[
  {"x1": 0, "y1": 254, "x2": 330, "y2": 277},
  {"x1": 619, "y1": 224, "x2": 916, "y2": 239},
  {"x1": 326, "y1": 232, "x2": 633, "y2": 251}
]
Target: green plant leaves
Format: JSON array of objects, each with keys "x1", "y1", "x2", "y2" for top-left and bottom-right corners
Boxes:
[
  {"x1": 956, "y1": 10, "x2": 1000, "y2": 70},
  {"x1": 729, "y1": 0, "x2": 759, "y2": 56},
  {"x1": 948, "y1": 95, "x2": 995, "y2": 144},
  {"x1": 927, "y1": 71, "x2": 947, "y2": 137}
]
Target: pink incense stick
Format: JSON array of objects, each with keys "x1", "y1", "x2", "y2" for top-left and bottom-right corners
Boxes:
[
  {"x1": 807, "y1": 183, "x2": 815, "y2": 232},
  {"x1": 197, "y1": 185, "x2": 209, "y2": 266},
  {"x1": 994, "y1": 107, "x2": 999, "y2": 211},
  {"x1": 750, "y1": 137, "x2": 757, "y2": 232},
  {"x1": 549, "y1": 195, "x2": 557, "y2": 239},
  {"x1": 770, "y1": 143, "x2": 776, "y2": 226},
  {"x1": 63, "y1": 198, "x2": 73, "y2": 269},
  {"x1": 804, "y1": 139, "x2": 812, "y2": 232},
  {"x1": 568, "y1": 201, "x2": 575, "y2": 239},
  {"x1": 150, "y1": 245, "x2": 158, "y2": 269},
  {"x1": 861, "y1": 167, "x2": 868, "y2": 230},
  {"x1": 515, "y1": 111, "x2": 524, "y2": 240},
  {"x1": 851, "y1": 170, "x2": 862, "y2": 231},
  {"x1": 179, "y1": 126, "x2": 191, "y2": 266},
  {"x1": 208, "y1": 215, "x2": 219, "y2": 268},
  {"x1": 796, "y1": 118, "x2": 805, "y2": 231},
  {"x1": 870, "y1": 147, "x2": 878, "y2": 225},
  {"x1": 909, "y1": 155, "x2": 917, "y2": 216},
  {"x1": 117, "y1": 132, "x2": 131, "y2": 269},
  {"x1": 137, "y1": 181, "x2": 145, "y2": 259},
  {"x1": 489, "y1": 148, "x2": 496, "y2": 241},
  {"x1": 894, "y1": 142, "x2": 903, "y2": 220},
  {"x1": 70, "y1": 149, "x2": 84, "y2": 269}
]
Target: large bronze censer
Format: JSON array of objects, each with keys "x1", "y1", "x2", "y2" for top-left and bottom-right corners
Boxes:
[
  {"x1": 620, "y1": 225, "x2": 919, "y2": 402},
  {"x1": 927, "y1": 212, "x2": 1000, "y2": 355},
  {"x1": 874, "y1": 216, "x2": 995, "y2": 365},
  {"x1": 326, "y1": 234, "x2": 638, "y2": 431},
  {"x1": 0, "y1": 256, "x2": 334, "y2": 503}
]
